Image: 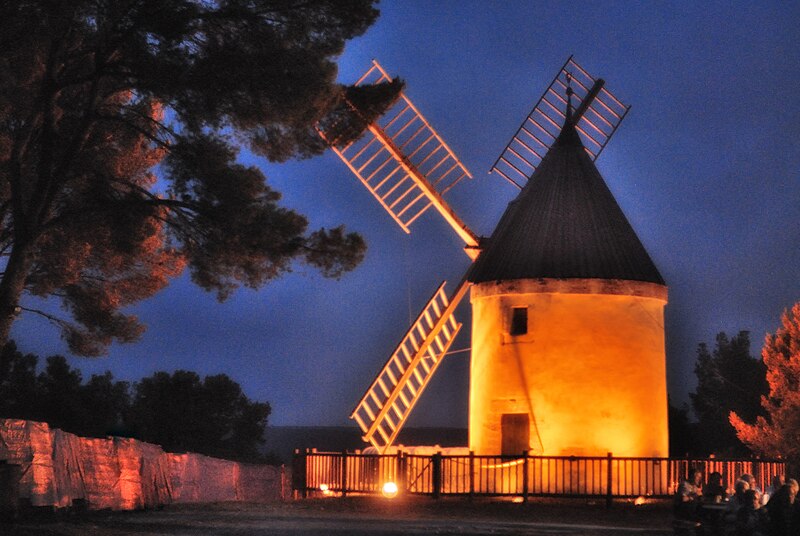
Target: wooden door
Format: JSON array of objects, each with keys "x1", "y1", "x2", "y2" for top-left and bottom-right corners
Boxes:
[{"x1": 501, "y1": 413, "x2": 530, "y2": 455}]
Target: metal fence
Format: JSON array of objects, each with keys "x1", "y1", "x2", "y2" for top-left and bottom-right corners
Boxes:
[{"x1": 293, "y1": 449, "x2": 785, "y2": 504}]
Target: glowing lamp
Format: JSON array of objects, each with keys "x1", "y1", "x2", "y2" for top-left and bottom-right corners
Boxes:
[
  {"x1": 511, "y1": 496, "x2": 524, "y2": 504},
  {"x1": 381, "y1": 481, "x2": 398, "y2": 499},
  {"x1": 634, "y1": 496, "x2": 646, "y2": 506}
]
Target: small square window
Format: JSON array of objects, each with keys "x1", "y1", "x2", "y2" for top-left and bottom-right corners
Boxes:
[{"x1": 510, "y1": 307, "x2": 527, "y2": 336}]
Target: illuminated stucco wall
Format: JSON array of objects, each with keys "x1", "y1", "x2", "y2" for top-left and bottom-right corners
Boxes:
[
  {"x1": 0, "y1": 419, "x2": 288, "y2": 509},
  {"x1": 469, "y1": 279, "x2": 668, "y2": 458}
]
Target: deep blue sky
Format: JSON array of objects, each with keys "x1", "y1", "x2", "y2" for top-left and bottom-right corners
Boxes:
[{"x1": 12, "y1": 1, "x2": 800, "y2": 428}]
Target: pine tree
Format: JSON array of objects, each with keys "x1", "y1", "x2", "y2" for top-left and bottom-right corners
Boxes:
[
  {"x1": 0, "y1": 1, "x2": 400, "y2": 355},
  {"x1": 730, "y1": 303, "x2": 800, "y2": 462},
  {"x1": 690, "y1": 331, "x2": 767, "y2": 455},
  {"x1": 128, "y1": 370, "x2": 271, "y2": 463}
]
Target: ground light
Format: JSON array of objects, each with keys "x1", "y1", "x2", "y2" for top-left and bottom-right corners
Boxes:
[{"x1": 382, "y1": 481, "x2": 399, "y2": 499}]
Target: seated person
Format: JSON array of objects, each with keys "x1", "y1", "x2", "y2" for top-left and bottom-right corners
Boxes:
[
  {"x1": 703, "y1": 471, "x2": 727, "y2": 503},
  {"x1": 739, "y1": 474, "x2": 762, "y2": 504},
  {"x1": 735, "y1": 489, "x2": 767, "y2": 536},
  {"x1": 675, "y1": 468, "x2": 703, "y2": 521},
  {"x1": 762, "y1": 474, "x2": 784, "y2": 506},
  {"x1": 765, "y1": 483, "x2": 797, "y2": 536},
  {"x1": 726, "y1": 479, "x2": 751, "y2": 524}
]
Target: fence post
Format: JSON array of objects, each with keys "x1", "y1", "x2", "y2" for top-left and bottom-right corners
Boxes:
[
  {"x1": 397, "y1": 451, "x2": 406, "y2": 494},
  {"x1": 606, "y1": 452, "x2": 613, "y2": 509},
  {"x1": 302, "y1": 448, "x2": 309, "y2": 499},
  {"x1": 522, "y1": 450, "x2": 529, "y2": 503},
  {"x1": 280, "y1": 464, "x2": 286, "y2": 501},
  {"x1": 752, "y1": 456, "x2": 761, "y2": 489},
  {"x1": 341, "y1": 450, "x2": 348, "y2": 498},
  {"x1": 469, "y1": 451, "x2": 475, "y2": 500},
  {"x1": 292, "y1": 449, "x2": 308, "y2": 499},
  {"x1": 432, "y1": 452, "x2": 442, "y2": 500}
]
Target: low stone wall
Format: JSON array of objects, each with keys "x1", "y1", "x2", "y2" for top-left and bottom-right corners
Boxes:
[{"x1": 0, "y1": 419, "x2": 288, "y2": 510}]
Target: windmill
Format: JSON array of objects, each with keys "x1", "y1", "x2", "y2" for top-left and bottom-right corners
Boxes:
[{"x1": 319, "y1": 57, "x2": 668, "y2": 459}]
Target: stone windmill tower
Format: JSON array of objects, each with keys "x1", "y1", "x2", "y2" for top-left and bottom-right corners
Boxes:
[
  {"x1": 320, "y1": 58, "x2": 668, "y2": 459},
  {"x1": 468, "y1": 108, "x2": 668, "y2": 458}
]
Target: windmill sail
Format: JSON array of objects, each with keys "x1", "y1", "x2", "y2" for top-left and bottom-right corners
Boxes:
[
  {"x1": 337, "y1": 58, "x2": 631, "y2": 453},
  {"x1": 319, "y1": 60, "x2": 479, "y2": 257},
  {"x1": 350, "y1": 280, "x2": 470, "y2": 452},
  {"x1": 491, "y1": 56, "x2": 631, "y2": 188}
]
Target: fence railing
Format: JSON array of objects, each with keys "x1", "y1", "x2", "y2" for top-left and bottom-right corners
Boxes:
[{"x1": 293, "y1": 449, "x2": 785, "y2": 504}]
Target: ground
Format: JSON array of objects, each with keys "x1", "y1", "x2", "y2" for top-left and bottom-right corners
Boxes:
[{"x1": 4, "y1": 496, "x2": 675, "y2": 535}]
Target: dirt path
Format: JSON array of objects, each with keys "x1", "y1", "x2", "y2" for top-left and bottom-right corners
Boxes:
[{"x1": 4, "y1": 497, "x2": 674, "y2": 535}]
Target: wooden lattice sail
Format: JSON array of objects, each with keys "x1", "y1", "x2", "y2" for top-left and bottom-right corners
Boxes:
[
  {"x1": 319, "y1": 60, "x2": 479, "y2": 257},
  {"x1": 350, "y1": 281, "x2": 470, "y2": 452},
  {"x1": 491, "y1": 55, "x2": 631, "y2": 188}
]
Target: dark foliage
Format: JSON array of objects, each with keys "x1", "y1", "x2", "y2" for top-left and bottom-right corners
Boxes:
[
  {"x1": 129, "y1": 370, "x2": 271, "y2": 463},
  {"x1": 0, "y1": 341, "x2": 39, "y2": 419},
  {"x1": 0, "y1": 0, "x2": 402, "y2": 355},
  {"x1": 0, "y1": 342, "x2": 129, "y2": 437},
  {"x1": 690, "y1": 331, "x2": 768, "y2": 456},
  {"x1": 668, "y1": 397, "x2": 698, "y2": 457},
  {"x1": 318, "y1": 78, "x2": 404, "y2": 146},
  {"x1": 0, "y1": 342, "x2": 270, "y2": 463}
]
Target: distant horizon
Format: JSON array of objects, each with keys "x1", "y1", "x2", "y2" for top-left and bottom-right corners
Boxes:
[{"x1": 262, "y1": 424, "x2": 468, "y2": 464}]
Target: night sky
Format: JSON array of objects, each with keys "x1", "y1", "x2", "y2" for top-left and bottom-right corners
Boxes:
[{"x1": 12, "y1": 2, "x2": 800, "y2": 429}]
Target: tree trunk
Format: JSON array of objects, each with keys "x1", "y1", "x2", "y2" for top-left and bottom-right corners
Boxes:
[{"x1": 0, "y1": 244, "x2": 32, "y2": 347}]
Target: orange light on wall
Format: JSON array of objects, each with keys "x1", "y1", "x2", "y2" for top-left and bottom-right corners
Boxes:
[{"x1": 469, "y1": 279, "x2": 669, "y2": 461}]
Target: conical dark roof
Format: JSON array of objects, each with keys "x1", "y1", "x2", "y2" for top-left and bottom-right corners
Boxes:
[{"x1": 469, "y1": 121, "x2": 665, "y2": 285}]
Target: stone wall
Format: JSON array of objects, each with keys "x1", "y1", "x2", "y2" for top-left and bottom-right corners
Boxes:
[{"x1": 0, "y1": 419, "x2": 288, "y2": 510}]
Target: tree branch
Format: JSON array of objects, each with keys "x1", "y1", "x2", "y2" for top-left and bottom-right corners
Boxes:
[
  {"x1": 18, "y1": 305, "x2": 69, "y2": 328},
  {"x1": 97, "y1": 111, "x2": 173, "y2": 149}
]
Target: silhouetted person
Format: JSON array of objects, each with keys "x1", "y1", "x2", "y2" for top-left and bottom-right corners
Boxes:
[
  {"x1": 736, "y1": 489, "x2": 767, "y2": 536},
  {"x1": 763, "y1": 475, "x2": 785, "y2": 506},
  {"x1": 699, "y1": 471, "x2": 729, "y2": 535},
  {"x1": 728, "y1": 479, "x2": 752, "y2": 524},
  {"x1": 765, "y1": 483, "x2": 796, "y2": 536},
  {"x1": 704, "y1": 471, "x2": 727, "y2": 503}
]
